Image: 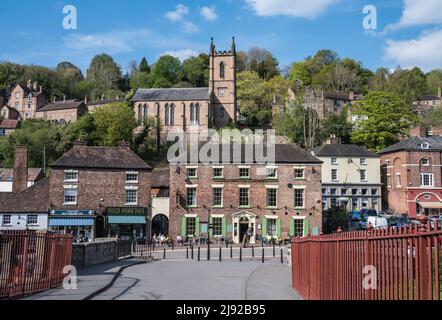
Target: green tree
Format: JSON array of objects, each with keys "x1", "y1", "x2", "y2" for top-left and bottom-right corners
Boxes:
[
  {"x1": 289, "y1": 62, "x2": 311, "y2": 86},
  {"x1": 182, "y1": 54, "x2": 209, "y2": 87},
  {"x1": 236, "y1": 71, "x2": 273, "y2": 125},
  {"x1": 422, "y1": 105, "x2": 442, "y2": 128},
  {"x1": 93, "y1": 102, "x2": 137, "y2": 146},
  {"x1": 351, "y1": 91, "x2": 417, "y2": 152},
  {"x1": 151, "y1": 55, "x2": 182, "y2": 85},
  {"x1": 247, "y1": 47, "x2": 280, "y2": 80},
  {"x1": 319, "y1": 106, "x2": 353, "y2": 144},
  {"x1": 323, "y1": 206, "x2": 349, "y2": 234},
  {"x1": 139, "y1": 57, "x2": 151, "y2": 73},
  {"x1": 369, "y1": 68, "x2": 390, "y2": 91},
  {"x1": 426, "y1": 69, "x2": 442, "y2": 95},
  {"x1": 86, "y1": 54, "x2": 123, "y2": 99},
  {"x1": 386, "y1": 67, "x2": 427, "y2": 105}
]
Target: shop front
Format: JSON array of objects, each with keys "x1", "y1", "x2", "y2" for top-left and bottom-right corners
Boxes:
[
  {"x1": 106, "y1": 207, "x2": 148, "y2": 241},
  {"x1": 49, "y1": 210, "x2": 96, "y2": 242}
]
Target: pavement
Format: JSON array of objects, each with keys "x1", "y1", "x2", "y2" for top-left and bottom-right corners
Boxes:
[{"x1": 23, "y1": 257, "x2": 301, "y2": 301}]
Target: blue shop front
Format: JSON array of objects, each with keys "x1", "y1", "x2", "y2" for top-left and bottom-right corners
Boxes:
[{"x1": 49, "y1": 210, "x2": 96, "y2": 242}]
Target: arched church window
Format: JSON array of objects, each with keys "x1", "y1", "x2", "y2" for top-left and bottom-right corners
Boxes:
[
  {"x1": 170, "y1": 104, "x2": 175, "y2": 126},
  {"x1": 138, "y1": 105, "x2": 142, "y2": 125},
  {"x1": 190, "y1": 103, "x2": 195, "y2": 124},
  {"x1": 165, "y1": 104, "x2": 170, "y2": 126},
  {"x1": 220, "y1": 62, "x2": 225, "y2": 79},
  {"x1": 195, "y1": 103, "x2": 200, "y2": 125},
  {"x1": 143, "y1": 104, "x2": 148, "y2": 124}
]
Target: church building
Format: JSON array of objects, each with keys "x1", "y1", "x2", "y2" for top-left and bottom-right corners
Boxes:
[{"x1": 132, "y1": 38, "x2": 238, "y2": 133}]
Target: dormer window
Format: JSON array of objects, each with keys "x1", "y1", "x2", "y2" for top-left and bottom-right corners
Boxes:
[{"x1": 420, "y1": 142, "x2": 430, "y2": 150}]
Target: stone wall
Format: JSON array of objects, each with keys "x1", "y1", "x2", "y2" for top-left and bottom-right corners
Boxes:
[{"x1": 71, "y1": 240, "x2": 133, "y2": 269}]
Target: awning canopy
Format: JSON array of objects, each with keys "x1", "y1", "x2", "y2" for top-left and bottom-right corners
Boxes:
[
  {"x1": 49, "y1": 218, "x2": 94, "y2": 227},
  {"x1": 418, "y1": 202, "x2": 442, "y2": 209},
  {"x1": 108, "y1": 216, "x2": 146, "y2": 225}
]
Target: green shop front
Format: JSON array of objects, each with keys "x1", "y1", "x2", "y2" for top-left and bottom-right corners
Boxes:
[{"x1": 106, "y1": 207, "x2": 149, "y2": 240}]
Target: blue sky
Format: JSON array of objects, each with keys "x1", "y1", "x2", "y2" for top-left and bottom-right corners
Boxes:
[{"x1": 0, "y1": 0, "x2": 441, "y2": 74}]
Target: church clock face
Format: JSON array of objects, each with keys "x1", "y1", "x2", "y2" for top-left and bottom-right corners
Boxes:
[{"x1": 218, "y1": 88, "x2": 228, "y2": 97}]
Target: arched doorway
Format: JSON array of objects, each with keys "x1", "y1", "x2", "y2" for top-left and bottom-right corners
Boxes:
[
  {"x1": 95, "y1": 215, "x2": 105, "y2": 238},
  {"x1": 152, "y1": 214, "x2": 169, "y2": 236}
]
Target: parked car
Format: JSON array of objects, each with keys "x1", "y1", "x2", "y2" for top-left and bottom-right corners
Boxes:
[
  {"x1": 359, "y1": 216, "x2": 388, "y2": 230},
  {"x1": 360, "y1": 209, "x2": 377, "y2": 218},
  {"x1": 351, "y1": 210, "x2": 362, "y2": 221},
  {"x1": 428, "y1": 215, "x2": 442, "y2": 228}
]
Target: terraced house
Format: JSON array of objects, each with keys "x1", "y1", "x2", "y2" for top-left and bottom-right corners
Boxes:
[{"x1": 169, "y1": 144, "x2": 323, "y2": 244}]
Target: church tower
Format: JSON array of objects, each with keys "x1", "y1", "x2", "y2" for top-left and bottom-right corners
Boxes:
[{"x1": 209, "y1": 37, "x2": 237, "y2": 128}]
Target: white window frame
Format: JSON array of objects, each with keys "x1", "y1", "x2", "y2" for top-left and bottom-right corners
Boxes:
[
  {"x1": 396, "y1": 173, "x2": 402, "y2": 188},
  {"x1": 331, "y1": 157, "x2": 338, "y2": 165},
  {"x1": 421, "y1": 159, "x2": 430, "y2": 166},
  {"x1": 360, "y1": 158, "x2": 367, "y2": 166},
  {"x1": 239, "y1": 187, "x2": 250, "y2": 207},
  {"x1": 212, "y1": 187, "x2": 224, "y2": 208},
  {"x1": 64, "y1": 170, "x2": 78, "y2": 183},
  {"x1": 27, "y1": 215, "x2": 38, "y2": 225},
  {"x1": 294, "y1": 167, "x2": 306, "y2": 180},
  {"x1": 420, "y1": 173, "x2": 434, "y2": 187},
  {"x1": 63, "y1": 188, "x2": 78, "y2": 206},
  {"x1": 186, "y1": 187, "x2": 197, "y2": 207},
  {"x1": 293, "y1": 187, "x2": 306, "y2": 209},
  {"x1": 266, "y1": 166, "x2": 278, "y2": 179},
  {"x1": 387, "y1": 174, "x2": 392, "y2": 188},
  {"x1": 266, "y1": 187, "x2": 278, "y2": 208},
  {"x1": 2, "y1": 215, "x2": 12, "y2": 226},
  {"x1": 212, "y1": 167, "x2": 224, "y2": 179},
  {"x1": 125, "y1": 187, "x2": 139, "y2": 205},
  {"x1": 331, "y1": 169, "x2": 338, "y2": 182},
  {"x1": 186, "y1": 167, "x2": 198, "y2": 178},
  {"x1": 360, "y1": 169, "x2": 367, "y2": 182},
  {"x1": 126, "y1": 171, "x2": 139, "y2": 183}
]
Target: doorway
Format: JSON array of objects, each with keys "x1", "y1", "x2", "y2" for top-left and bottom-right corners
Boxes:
[
  {"x1": 152, "y1": 214, "x2": 169, "y2": 236},
  {"x1": 232, "y1": 211, "x2": 256, "y2": 244},
  {"x1": 239, "y1": 217, "x2": 249, "y2": 244}
]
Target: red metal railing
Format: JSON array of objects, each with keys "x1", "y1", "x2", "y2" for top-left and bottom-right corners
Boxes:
[
  {"x1": 0, "y1": 230, "x2": 73, "y2": 299},
  {"x1": 292, "y1": 223, "x2": 442, "y2": 300}
]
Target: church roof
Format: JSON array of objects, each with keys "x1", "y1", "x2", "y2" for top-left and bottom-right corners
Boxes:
[{"x1": 132, "y1": 88, "x2": 210, "y2": 102}]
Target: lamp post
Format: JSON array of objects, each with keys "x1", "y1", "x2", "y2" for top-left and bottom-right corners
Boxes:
[{"x1": 203, "y1": 205, "x2": 212, "y2": 260}]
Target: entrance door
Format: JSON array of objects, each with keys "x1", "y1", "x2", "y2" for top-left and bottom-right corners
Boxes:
[
  {"x1": 95, "y1": 215, "x2": 105, "y2": 238},
  {"x1": 152, "y1": 214, "x2": 169, "y2": 236},
  {"x1": 239, "y1": 218, "x2": 249, "y2": 244}
]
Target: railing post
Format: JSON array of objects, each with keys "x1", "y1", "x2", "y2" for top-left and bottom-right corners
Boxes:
[
  {"x1": 219, "y1": 247, "x2": 222, "y2": 262},
  {"x1": 364, "y1": 230, "x2": 373, "y2": 300},
  {"x1": 418, "y1": 224, "x2": 429, "y2": 300}
]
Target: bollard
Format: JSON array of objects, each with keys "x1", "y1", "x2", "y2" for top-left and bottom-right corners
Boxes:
[
  {"x1": 273, "y1": 244, "x2": 275, "y2": 257},
  {"x1": 172, "y1": 242, "x2": 174, "y2": 251},
  {"x1": 280, "y1": 249, "x2": 284, "y2": 264},
  {"x1": 240, "y1": 247, "x2": 242, "y2": 262},
  {"x1": 198, "y1": 247, "x2": 201, "y2": 261},
  {"x1": 230, "y1": 246, "x2": 233, "y2": 259},
  {"x1": 219, "y1": 247, "x2": 222, "y2": 262},
  {"x1": 186, "y1": 248, "x2": 189, "y2": 260},
  {"x1": 191, "y1": 246, "x2": 194, "y2": 260},
  {"x1": 262, "y1": 248, "x2": 265, "y2": 263},
  {"x1": 163, "y1": 248, "x2": 166, "y2": 259},
  {"x1": 153, "y1": 242, "x2": 155, "y2": 252},
  {"x1": 207, "y1": 246, "x2": 211, "y2": 261},
  {"x1": 252, "y1": 246, "x2": 255, "y2": 258}
]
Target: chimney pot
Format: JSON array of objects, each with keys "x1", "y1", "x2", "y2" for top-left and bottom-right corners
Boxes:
[{"x1": 12, "y1": 145, "x2": 28, "y2": 193}]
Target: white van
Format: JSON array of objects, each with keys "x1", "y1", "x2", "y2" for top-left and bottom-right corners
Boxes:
[{"x1": 367, "y1": 216, "x2": 388, "y2": 229}]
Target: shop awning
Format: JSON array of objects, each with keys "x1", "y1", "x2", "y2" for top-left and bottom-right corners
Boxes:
[
  {"x1": 418, "y1": 202, "x2": 442, "y2": 209},
  {"x1": 49, "y1": 218, "x2": 94, "y2": 226},
  {"x1": 108, "y1": 216, "x2": 146, "y2": 224}
]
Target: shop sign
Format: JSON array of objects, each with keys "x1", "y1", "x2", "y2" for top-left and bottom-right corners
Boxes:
[
  {"x1": 107, "y1": 207, "x2": 148, "y2": 216},
  {"x1": 52, "y1": 210, "x2": 95, "y2": 216}
]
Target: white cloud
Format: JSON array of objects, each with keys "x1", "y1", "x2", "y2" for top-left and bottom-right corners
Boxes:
[
  {"x1": 182, "y1": 22, "x2": 199, "y2": 33},
  {"x1": 165, "y1": 4, "x2": 189, "y2": 22},
  {"x1": 246, "y1": 0, "x2": 340, "y2": 19},
  {"x1": 162, "y1": 49, "x2": 199, "y2": 61},
  {"x1": 384, "y1": 29, "x2": 442, "y2": 72},
  {"x1": 201, "y1": 6, "x2": 218, "y2": 21},
  {"x1": 385, "y1": 0, "x2": 442, "y2": 32}
]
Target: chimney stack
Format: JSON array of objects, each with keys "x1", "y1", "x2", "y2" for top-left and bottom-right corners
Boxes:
[
  {"x1": 325, "y1": 134, "x2": 341, "y2": 145},
  {"x1": 12, "y1": 145, "x2": 28, "y2": 193}
]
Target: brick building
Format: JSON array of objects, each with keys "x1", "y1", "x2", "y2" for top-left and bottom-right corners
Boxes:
[
  {"x1": 412, "y1": 89, "x2": 441, "y2": 116},
  {"x1": 35, "y1": 99, "x2": 88, "y2": 124},
  {"x1": 379, "y1": 133, "x2": 442, "y2": 217},
  {"x1": 169, "y1": 144, "x2": 323, "y2": 244},
  {"x1": 0, "y1": 167, "x2": 45, "y2": 193},
  {"x1": 0, "y1": 146, "x2": 49, "y2": 231},
  {"x1": 7, "y1": 80, "x2": 46, "y2": 120},
  {"x1": 48, "y1": 142, "x2": 152, "y2": 241},
  {"x1": 132, "y1": 38, "x2": 238, "y2": 134},
  {"x1": 151, "y1": 166, "x2": 170, "y2": 236}
]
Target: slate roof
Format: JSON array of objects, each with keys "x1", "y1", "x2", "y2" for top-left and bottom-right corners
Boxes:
[
  {"x1": 0, "y1": 178, "x2": 49, "y2": 213},
  {"x1": 173, "y1": 144, "x2": 322, "y2": 164},
  {"x1": 0, "y1": 168, "x2": 45, "y2": 182},
  {"x1": 151, "y1": 166, "x2": 170, "y2": 188},
  {"x1": 324, "y1": 93, "x2": 351, "y2": 101},
  {"x1": 87, "y1": 98, "x2": 126, "y2": 106},
  {"x1": 311, "y1": 144, "x2": 378, "y2": 158},
  {"x1": 51, "y1": 144, "x2": 152, "y2": 170},
  {"x1": 132, "y1": 88, "x2": 210, "y2": 102},
  {"x1": 37, "y1": 100, "x2": 85, "y2": 112},
  {"x1": 378, "y1": 136, "x2": 442, "y2": 154},
  {"x1": 16, "y1": 84, "x2": 42, "y2": 97},
  {"x1": 418, "y1": 95, "x2": 441, "y2": 101},
  {"x1": 0, "y1": 119, "x2": 20, "y2": 129}
]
